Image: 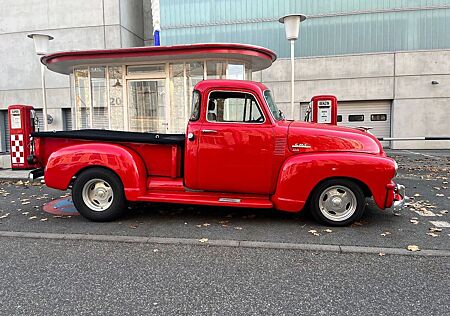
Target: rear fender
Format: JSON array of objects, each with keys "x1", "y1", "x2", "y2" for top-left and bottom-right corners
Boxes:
[
  {"x1": 271, "y1": 152, "x2": 396, "y2": 212},
  {"x1": 44, "y1": 143, "x2": 147, "y2": 200}
]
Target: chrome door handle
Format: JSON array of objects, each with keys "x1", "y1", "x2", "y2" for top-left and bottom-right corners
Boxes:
[{"x1": 201, "y1": 129, "x2": 218, "y2": 134}]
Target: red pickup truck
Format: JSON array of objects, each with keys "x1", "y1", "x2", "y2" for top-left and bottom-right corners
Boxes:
[{"x1": 29, "y1": 80, "x2": 404, "y2": 226}]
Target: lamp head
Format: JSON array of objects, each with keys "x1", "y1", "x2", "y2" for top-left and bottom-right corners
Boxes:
[
  {"x1": 279, "y1": 14, "x2": 307, "y2": 41},
  {"x1": 27, "y1": 33, "x2": 54, "y2": 55}
]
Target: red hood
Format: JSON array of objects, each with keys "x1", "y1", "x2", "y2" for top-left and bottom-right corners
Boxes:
[{"x1": 286, "y1": 121, "x2": 383, "y2": 155}]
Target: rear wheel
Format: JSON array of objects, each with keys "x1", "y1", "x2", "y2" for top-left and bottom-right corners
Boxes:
[
  {"x1": 310, "y1": 179, "x2": 365, "y2": 226},
  {"x1": 72, "y1": 168, "x2": 126, "y2": 222}
]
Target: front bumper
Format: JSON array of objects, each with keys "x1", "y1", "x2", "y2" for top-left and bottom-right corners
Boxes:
[
  {"x1": 393, "y1": 184, "x2": 406, "y2": 208},
  {"x1": 28, "y1": 168, "x2": 44, "y2": 181}
]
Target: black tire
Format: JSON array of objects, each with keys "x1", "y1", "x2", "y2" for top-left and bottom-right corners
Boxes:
[
  {"x1": 309, "y1": 179, "x2": 365, "y2": 227},
  {"x1": 72, "y1": 167, "x2": 126, "y2": 222}
]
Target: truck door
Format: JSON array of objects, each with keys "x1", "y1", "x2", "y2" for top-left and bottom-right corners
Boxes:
[{"x1": 195, "y1": 90, "x2": 273, "y2": 194}]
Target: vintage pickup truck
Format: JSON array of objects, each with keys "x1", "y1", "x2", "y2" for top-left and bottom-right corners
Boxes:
[{"x1": 29, "y1": 80, "x2": 404, "y2": 226}]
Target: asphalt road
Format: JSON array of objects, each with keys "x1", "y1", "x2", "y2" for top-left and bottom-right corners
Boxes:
[
  {"x1": 1, "y1": 237, "x2": 449, "y2": 316},
  {"x1": 0, "y1": 150, "x2": 449, "y2": 251}
]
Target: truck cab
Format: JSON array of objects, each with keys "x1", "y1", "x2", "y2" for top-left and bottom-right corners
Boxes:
[{"x1": 30, "y1": 80, "x2": 405, "y2": 226}]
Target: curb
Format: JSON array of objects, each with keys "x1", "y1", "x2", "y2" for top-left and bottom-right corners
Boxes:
[{"x1": 0, "y1": 230, "x2": 449, "y2": 257}]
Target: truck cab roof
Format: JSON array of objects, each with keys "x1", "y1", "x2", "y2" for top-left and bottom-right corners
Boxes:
[{"x1": 194, "y1": 80, "x2": 269, "y2": 94}]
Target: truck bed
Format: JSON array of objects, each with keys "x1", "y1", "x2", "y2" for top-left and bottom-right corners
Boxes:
[
  {"x1": 32, "y1": 129, "x2": 185, "y2": 178},
  {"x1": 31, "y1": 129, "x2": 185, "y2": 146}
]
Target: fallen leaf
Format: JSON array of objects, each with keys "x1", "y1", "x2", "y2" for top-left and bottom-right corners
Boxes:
[
  {"x1": 413, "y1": 193, "x2": 421, "y2": 197},
  {"x1": 28, "y1": 216, "x2": 37, "y2": 220},
  {"x1": 21, "y1": 212, "x2": 29, "y2": 215},
  {"x1": 436, "y1": 194, "x2": 444, "y2": 197},
  {"x1": 40, "y1": 218, "x2": 48, "y2": 222},
  {"x1": 379, "y1": 252, "x2": 385, "y2": 256},
  {"x1": 234, "y1": 226, "x2": 242, "y2": 230},
  {"x1": 202, "y1": 223, "x2": 210, "y2": 227},
  {"x1": 394, "y1": 212, "x2": 401, "y2": 216},
  {"x1": 426, "y1": 233, "x2": 439, "y2": 237},
  {"x1": 429, "y1": 227, "x2": 443, "y2": 232},
  {"x1": 440, "y1": 210, "x2": 448, "y2": 214},
  {"x1": 0, "y1": 213, "x2": 10, "y2": 219},
  {"x1": 407, "y1": 245, "x2": 420, "y2": 252},
  {"x1": 324, "y1": 229, "x2": 333, "y2": 233},
  {"x1": 308, "y1": 229, "x2": 317, "y2": 233},
  {"x1": 198, "y1": 238, "x2": 208, "y2": 243},
  {"x1": 153, "y1": 249, "x2": 159, "y2": 253},
  {"x1": 21, "y1": 202, "x2": 30, "y2": 205},
  {"x1": 410, "y1": 219, "x2": 419, "y2": 225},
  {"x1": 195, "y1": 224, "x2": 202, "y2": 228}
]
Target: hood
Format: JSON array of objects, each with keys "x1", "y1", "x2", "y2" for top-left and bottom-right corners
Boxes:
[{"x1": 287, "y1": 121, "x2": 383, "y2": 155}]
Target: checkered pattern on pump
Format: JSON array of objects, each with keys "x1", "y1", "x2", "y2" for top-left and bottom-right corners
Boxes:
[{"x1": 11, "y1": 134, "x2": 25, "y2": 164}]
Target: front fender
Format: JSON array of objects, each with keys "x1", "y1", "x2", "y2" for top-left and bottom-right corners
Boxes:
[
  {"x1": 45, "y1": 143, "x2": 147, "y2": 200},
  {"x1": 271, "y1": 152, "x2": 396, "y2": 212}
]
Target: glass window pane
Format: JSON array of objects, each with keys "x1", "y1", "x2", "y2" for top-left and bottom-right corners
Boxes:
[
  {"x1": 74, "y1": 68, "x2": 90, "y2": 129},
  {"x1": 90, "y1": 66, "x2": 108, "y2": 129},
  {"x1": 227, "y1": 64, "x2": 244, "y2": 80},
  {"x1": 128, "y1": 80, "x2": 166, "y2": 133},
  {"x1": 190, "y1": 90, "x2": 201, "y2": 121},
  {"x1": 127, "y1": 64, "x2": 166, "y2": 75},
  {"x1": 208, "y1": 91, "x2": 264, "y2": 123},
  {"x1": 206, "y1": 61, "x2": 226, "y2": 79},
  {"x1": 169, "y1": 63, "x2": 186, "y2": 133},
  {"x1": 186, "y1": 62, "x2": 204, "y2": 112},
  {"x1": 108, "y1": 66, "x2": 124, "y2": 130},
  {"x1": 348, "y1": 114, "x2": 365, "y2": 122}
]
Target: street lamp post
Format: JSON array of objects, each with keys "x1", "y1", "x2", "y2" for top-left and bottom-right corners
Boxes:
[
  {"x1": 27, "y1": 33, "x2": 54, "y2": 131},
  {"x1": 279, "y1": 14, "x2": 306, "y2": 120}
]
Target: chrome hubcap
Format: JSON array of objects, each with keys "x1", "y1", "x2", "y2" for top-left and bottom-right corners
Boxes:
[
  {"x1": 82, "y1": 179, "x2": 114, "y2": 212},
  {"x1": 318, "y1": 185, "x2": 357, "y2": 222}
]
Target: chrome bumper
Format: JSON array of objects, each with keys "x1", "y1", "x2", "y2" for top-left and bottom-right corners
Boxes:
[
  {"x1": 28, "y1": 168, "x2": 44, "y2": 181},
  {"x1": 393, "y1": 184, "x2": 406, "y2": 208}
]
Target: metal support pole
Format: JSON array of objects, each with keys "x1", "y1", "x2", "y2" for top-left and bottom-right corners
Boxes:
[
  {"x1": 40, "y1": 63, "x2": 48, "y2": 131},
  {"x1": 290, "y1": 40, "x2": 295, "y2": 120}
]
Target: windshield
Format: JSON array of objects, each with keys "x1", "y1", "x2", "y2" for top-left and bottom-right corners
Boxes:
[{"x1": 263, "y1": 90, "x2": 284, "y2": 121}]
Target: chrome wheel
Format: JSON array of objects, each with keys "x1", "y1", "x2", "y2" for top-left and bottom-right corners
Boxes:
[
  {"x1": 318, "y1": 185, "x2": 357, "y2": 222},
  {"x1": 81, "y1": 178, "x2": 114, "y2": 212}
]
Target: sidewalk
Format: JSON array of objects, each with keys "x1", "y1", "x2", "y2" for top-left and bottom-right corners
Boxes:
[{"x1": 0, "y1": 169, "x2": 30, "y2": 181}]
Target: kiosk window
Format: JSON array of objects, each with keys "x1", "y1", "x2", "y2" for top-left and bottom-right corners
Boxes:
[
  {"x1": 348, "y1": 115, "x2": 364, "y2": 122},
  {"x1": 207, "y1": 91, "x2": 264, "y2": 123}
]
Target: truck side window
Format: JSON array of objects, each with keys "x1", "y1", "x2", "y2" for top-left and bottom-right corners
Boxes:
[
  {"x1": 189, "y1": 90, "x2": 201, "y2": 121},
  {"x1": 207, "y1": 91, "x2": 264, "y2": 123}
]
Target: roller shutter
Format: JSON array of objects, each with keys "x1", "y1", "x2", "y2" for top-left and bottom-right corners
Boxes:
[
  {"x1": 1, "y1": 110, "x2": 10, "y2": 152},
  {"x1": 337, "y1": 101, "x2": 391, "y2": 148},
  {"x1": 62, "y1": 108, "x2": 73, "y2": 130}
]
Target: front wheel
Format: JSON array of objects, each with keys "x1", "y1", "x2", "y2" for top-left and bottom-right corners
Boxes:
[
  {"x1": 72, "y1": 168, "x2": 126, "y2": 222},
  {"x1": 309, "y1": 179, "x2": 366, "y2": 226}
]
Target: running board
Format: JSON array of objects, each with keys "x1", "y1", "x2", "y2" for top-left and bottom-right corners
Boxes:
[{"x1": 136, "y1": 191, "x2": 273, "y2": 208}]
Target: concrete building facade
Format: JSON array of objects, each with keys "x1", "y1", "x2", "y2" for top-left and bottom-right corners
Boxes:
[
  {"x1": 1, "y1": 0, "x2": 449, "y2": 164},
  {"x1": 255, "y1": 49, "x2": 450, "y2": 149},
  {"x1": 0, "y1": 0, "x2": 150, "y2": 157}
]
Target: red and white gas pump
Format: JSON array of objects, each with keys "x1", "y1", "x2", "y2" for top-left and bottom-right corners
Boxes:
[
  {"x1": 8, "y1": 105, "x2": 38, "y2": 170},
  {"x1": 304, "y1": 95, "x2": 338, "y2": 125}
]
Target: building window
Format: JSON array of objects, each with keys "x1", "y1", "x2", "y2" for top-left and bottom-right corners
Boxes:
[
  {"x1": 108, "y1": 66, "x2": 124, "y2": 130},
  {"x1": 371, "y1": 114, "x2": 387, "y2": 121},
  {"x1": 337, "y1": 115, "x2": 342, "y2": 122},
  {"x1": 90, "y1": 66, "x2": 108, "y2": 129},
  {"x1": 348, "y1": 114, "x2": 364, "y2": 122}
]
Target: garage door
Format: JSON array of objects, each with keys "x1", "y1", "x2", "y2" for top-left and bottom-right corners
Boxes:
[{"x1": 337, "y1": 101, "x2": 391, "y2": 148}]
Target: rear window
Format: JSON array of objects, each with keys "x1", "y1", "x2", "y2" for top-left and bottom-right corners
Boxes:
[{"x1": 189, "y1": 90, "x2": 201, "y2": 121}]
